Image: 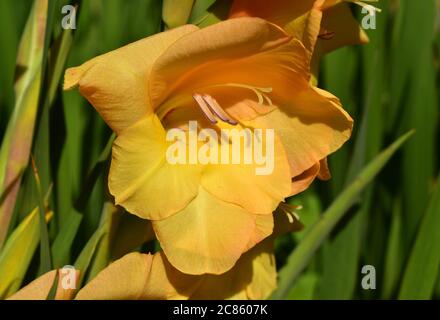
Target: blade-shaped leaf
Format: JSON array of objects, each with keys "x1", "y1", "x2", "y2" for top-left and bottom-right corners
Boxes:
[
  {"x1": 398, "y1": 175, "x2": 440, "y2": 299},
  {"x1": 0, "y1": 207, "x2": 52, "y2": 299},
  {"x1": 0, "y1": 0, "x2": 49, "y2": 247},
  {"x1": 163, "y1": 0, "x2": 195, "y2": 28},
  {"x1": 271, "y1": 131, "x2": 414, "y2": 299}
]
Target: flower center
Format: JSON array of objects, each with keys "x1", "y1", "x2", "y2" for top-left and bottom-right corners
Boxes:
[
  {"x1": 157, "y1": 83, "x2": 273, "y2": 127},
  {"x1": 193, "y1": 83, "x2": 272, "y2": 125}
]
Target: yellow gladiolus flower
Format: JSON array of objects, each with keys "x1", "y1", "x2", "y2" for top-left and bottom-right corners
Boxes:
[{"x1": 64, "y1": 18, "x2": 352, "y2": 276}]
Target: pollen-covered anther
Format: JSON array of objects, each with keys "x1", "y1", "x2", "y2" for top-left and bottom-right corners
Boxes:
[
  {"x1": 193, "y1": 93, "x2": 238, "y2": 125},
  {"x1": 193, "y1": 94, "x2": 218, "y2": 124},
  {"x1": 203, "y1": 95, "x2": 238, "y2": 125}
]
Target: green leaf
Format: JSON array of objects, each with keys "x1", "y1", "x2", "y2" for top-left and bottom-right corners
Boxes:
[
  {"x1": 51, "y1": 209, "x2": 82, "y2": 268},
  {"x1": 74, "y1": 202, "x2": 118, "y2": 287},
  {"x1": 0, "y1": 1, "x2": 31, "y2": 124},
  {"x1": 75, "y1": 133, "x2": 114, "y2": 212},
  {"x1": 196, "y1": 0, "x2": 232, "y2": 28},
  {"x1": 188, "y1": 0, "x2": 217, "y2": 23},
  {"x1": 163, "y1": 0, "x2": 195, "y2": 29},
  {"x1": 0, "y1": 0, "x2": 49, "y2": 247},
  {"x1": 31, "y1": 157, "x2": 52, "y2": 274},
  {"x1": 390, "y1": 0, "x2": 437, "y2": 244},
  {"x1": 398, "y1": 175, "x2": 440, "y2": 299},
  {"x1": 271, "y1": 131, "x2": 414, "y2": 299},
  {"x1": 286, "y1": 272, "x2": 319, "y2": 300},
  {"x1": 0, "y1": 207, "x2": 51, "y2": 299},
  {"x1": 382, "y1": 198, "x2": 404, "y2": 298}
]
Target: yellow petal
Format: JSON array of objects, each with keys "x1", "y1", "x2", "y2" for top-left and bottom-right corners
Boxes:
[
  {"x1": 244, "y1": 86, "x2": 353, "y2": 178},
  {"x1": 153, "y1": 187, "x2": 273, "y2": 275},
  {"x1": 76, "y1": 242, "x2": 277, "y2": 300},
  {"x1": 111, "y1": 214, "x2": 155, "y2": 260},
  {"x1": 201, "y1": 126, "x2": 291, "y2": 214},
  {"x1": 109, "y1": 115, "x2": 202, "y2": 220},
  {"x1": 7, "y1": 270, "x2": 56, "y2": 300},
  {"x1": 143, "y1": 252, "x2": 199, "y2": 299},
  {"x1": 8, "y1": 268, "x2": 79, "y2": 300},
  {"x1": 76, "y1": 253, "x2": 152, "y2": 300},
  {"x1": 146, "y1": 249, "x2": 270, "y2": 300},
  {"x1": 63, "y1": 25, "x2": 198, "y2": 134},
  {"x1": 244, "y1": 240, "x2": 277, "y2": 299}
]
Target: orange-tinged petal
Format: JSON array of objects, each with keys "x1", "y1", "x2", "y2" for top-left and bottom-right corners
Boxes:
[
  {"x1": 317, "y1": 2, "x2": 369, "y2": 54},
  {"x1": 230, "y1": 0, "x2": 317, "y2": 29},
  {"x1": 318, "y1": 157, "x2": 332, "y2": 180},
  {"x1": 291, "y1": 162, "x2": 321, "y2": 196},
  {"x1": 230, "y1": 0, "x2": 369, "y2": 58},
  {"x1": 230, "y1": 0, "x2": 324, "y2": 55},
  {"x1": 63, "y1": 25, "x2": 198, "y2": 134},
  {"x1": 8, "y1": 270, "x2": 57, "y2": 300},
  {"x1": 8, "y1": 269, "x2": 79, "y2": 300},
  {"x1": 149, "y1": 17, "x2": 294, "y2": 108},
  {"x1": 77, "y1": 242, "x2": 277, "y2": 300},
  {"x1": 76, "y1": 253, "x2": 152, "y2": 300},
  {"x1": 153, "y1": 187, "x2": 273, "y2": 275},
  {"x1": 165, "y1": 38, "x2": 311, "y2": 124},
  {"x1": 244, "y1": 86, "x2": 352, "y2": 179}
]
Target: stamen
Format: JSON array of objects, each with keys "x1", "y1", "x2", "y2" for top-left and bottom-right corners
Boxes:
[
  {"x1": 279, "y1": 202, "x2": 302, "y2": 223},
  {"x1": 202, "y1": 95, "x2": 238, "y2": 125},
  {"x1": 193, "y1": 94, "x2": 217, "y2": 124},
  {"x1": 286, "y1": 212, "x2": 295, "y2": 224}
]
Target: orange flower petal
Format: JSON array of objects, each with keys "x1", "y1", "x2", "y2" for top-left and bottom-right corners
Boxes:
[
  {"x1": 317, "y1": 2, "x2": 369, "y2": 54},
  {"x1": 318, "y1": 157, "x2": 332, "y2": 180},
  {"x1": 64, "y1": 25, "x2": 198, "y2": 134},
  {"x1": 244, "y1": 86, "x2": 353, "y2": 179},
  {"x1": 291, "y1": 162, "x2": 321, "y2": 196},
  {"x1": 230, "y1": 0, "x2": 324, "y2": 55},
  {"x1": 152, "y1": 187, "x2": 273, "y2": 275},
  {"x1": 8, "y1": 269, "x2": 79, "y2": 300},
  {"x1": 76, "y1": 253, "x2": 152, "y2": 300},
  {"x1": 149, "y1": 17, "x2": 294, "y2": 108}
]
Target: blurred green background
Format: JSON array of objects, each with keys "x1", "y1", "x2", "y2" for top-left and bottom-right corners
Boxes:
[{"x1": 0, "y1": 0, "x2": 438, "y2": 300}]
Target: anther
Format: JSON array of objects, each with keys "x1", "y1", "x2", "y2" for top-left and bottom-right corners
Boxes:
[
  {"x1": 193, "y1": 94, "x2": 217, "y2": 124},
  {"x1": 202, "y1": 95, "x2": 238, "y2": 125}
]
